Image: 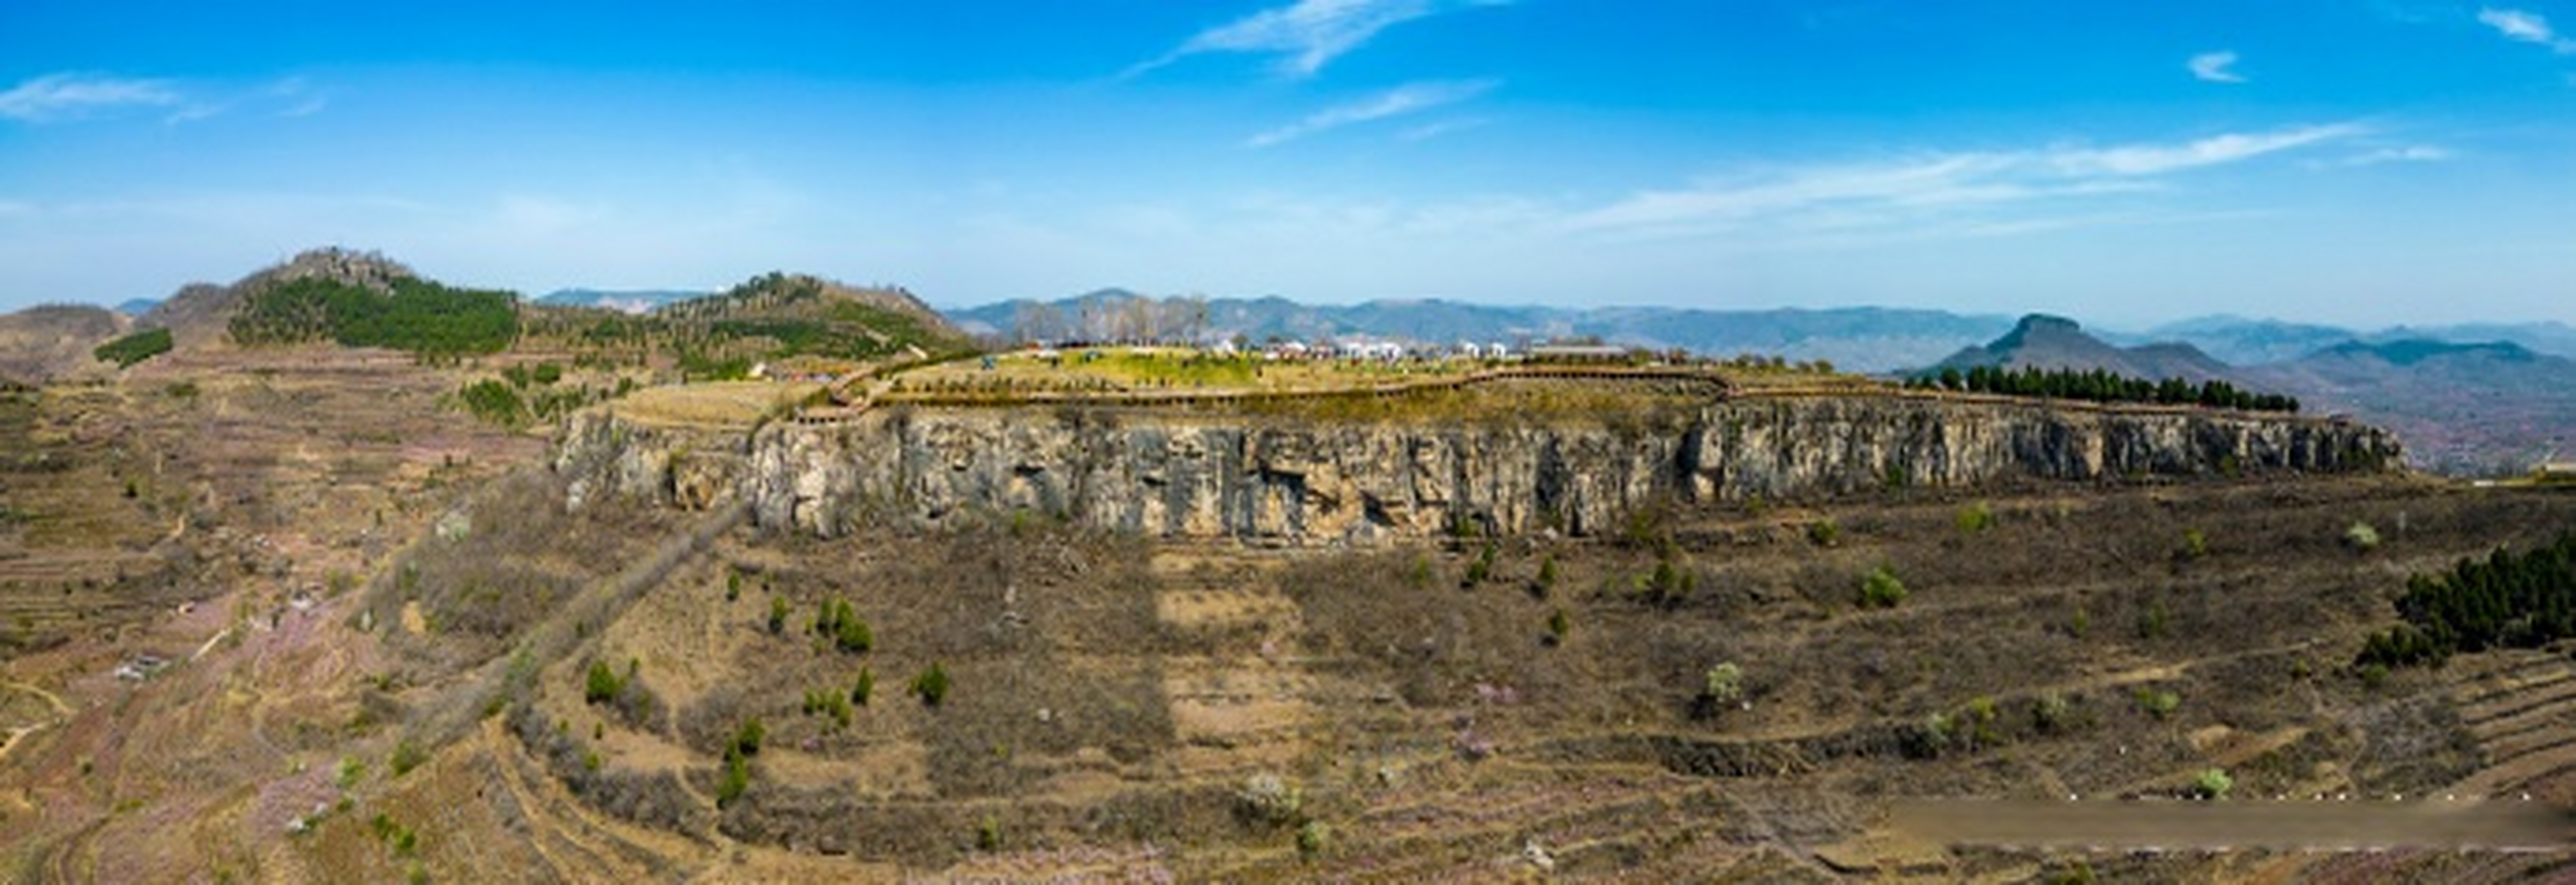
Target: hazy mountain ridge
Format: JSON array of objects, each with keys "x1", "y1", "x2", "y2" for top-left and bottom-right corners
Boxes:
[
  {"x1": 2119, "y1": 315, "x2": 2576, "y2": 365},
  {"x1": 952, "y1": 293, "x2": 2015, "y2": 373},
  {"x1": 535, "y1": 288, "x2": 710, "y2": 314},
  {"x1": 2243, "y1": 339, "x2": 2576, "y2": 476},
  {"x1": 1935, "y1": 314, "x2": 2235, "y2": 383},
  {"x1": 1936, "y1": 315, "x2": 2576, "y2": 476}
]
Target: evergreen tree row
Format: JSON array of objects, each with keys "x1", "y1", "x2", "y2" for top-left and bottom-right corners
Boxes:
[
  {"x1": 2358, "y1": 531, "x2": 2576, "y2": 669},
  {"x1": 1906, "y1": 364, "x2": 2298, "y2": 413},
  {"x1": 229, "y1": 277, "x2": 519, "y2": 356},
  {"x1": 92, "y1": 327, "x2": 173, "y2": 369}
]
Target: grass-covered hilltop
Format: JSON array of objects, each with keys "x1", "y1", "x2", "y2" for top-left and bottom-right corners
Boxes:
[{"x1": 1, "y1": 249, "x2": 2573, "y2": 883}]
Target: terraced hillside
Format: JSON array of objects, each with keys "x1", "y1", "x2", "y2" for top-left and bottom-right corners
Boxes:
[
  {"x1": 129, "y1": 464, "x2": 2558, "y2": 882},
  {"x1": 6, "y1": 269, "x2": 2576, "y2": 881}
]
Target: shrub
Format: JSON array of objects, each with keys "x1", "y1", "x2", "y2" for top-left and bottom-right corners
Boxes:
[
  {"x1": 716, "y1": 747, "x2": 749, "y2": 808},
  {"x1": 852, "y1": 667, "x2": 875, "y2": 707},
  {"x1": 1960, "y1": 696, "x2": 2002, "y2": 748},
  {"x1": 2031, "y1": 693, "x2": 2072, "y2": 734},
  {"x1": 2047, "y1": 860, "x2": 2098, "y2": 885},
  {"x1": 733, "y1": 716, "x2": 765, "y2": 757},
  {"x1": 814, "y1": 599, "x2": 872, "y2": 654},
  {"x1": 1807, "y1": 517, "x2": 1840, "y2": 547},
  {"x1": 2137, "y1": 601, "x2": 2170, "y2": 640},
  {"x1": 456, "y1": 379, "x2": 527, "y2": 426},
  {"x1": 767, "y1": 596, "x2": 789, "y2": 635},
  {"x1": 2134, "y1": 687, "x2": 2180, "y2": 720},
  {"x1": 1297, "y1": 819, "x2": 1331, "y2": 860},
  {"x1": 1956, "y1": 501, "x2": 1997, "y2": 534},
  {"x1": 1858, "y1": 566, "x2": 1907, "y2": 609},
  {"x1": 1906, "y1": 712, "x2": 1954, "y2": 759},
  {"x1": 1545, "y1": 608, "x2": 1570, "y2": 645},
  {"x1": 389, "y1": 739, "x2": 426, "y2": 778},
  {"x1": 1462, "y1": 542, "x2": 1497, "y2": 587},
  {"x1": 1237, "y1": 773, "x2": 1302, "y2": 827},
  {"x1": 2179, "y1": 528, "x2": 2208, "y2": 560},
  {"x1": 2192, "y1": 767, "x2": 2233, "y2": 800},
  {"x1": 1703, "y1": 662, "x2": 1745, "y2": 706},
  {"x1": 584, "y1": 660, "x2": 623, "y2": 705},
  {"x1": 1534, "y1": 555, "x2": 1559, "y2": 596},
  {"x1": 977, "y1": 814, "x2": 1004, "y2": 852},
  {"x1": 2344, "y1": 521, "x2": 2381, "y2": 551},
  {"x1": 1639, "y1": 557, "x2": 1695, "y2": 608},
  {"x1": 911, "y1": 662, "x2": 950, "y2": 708}
]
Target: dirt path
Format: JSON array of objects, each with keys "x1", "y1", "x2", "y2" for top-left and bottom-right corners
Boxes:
[
  {"x1": 0, "y1": 679, "x2": 72, "y2": 760},
  {"x1": 405, "y1": 499, "x2": 749, "y2": 752}
]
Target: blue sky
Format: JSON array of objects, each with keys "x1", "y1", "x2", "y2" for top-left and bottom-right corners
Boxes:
[{"x1": 2, "y1": 1, "x2": 2571, "y2": 327}]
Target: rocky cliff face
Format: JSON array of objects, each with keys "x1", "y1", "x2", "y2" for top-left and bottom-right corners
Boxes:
[{"x1": 556, "y1": 393, "x2": 2398, "y2": 544}]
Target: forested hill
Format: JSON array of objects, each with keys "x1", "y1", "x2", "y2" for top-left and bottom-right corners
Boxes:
[{"x1": 227, "y1": 274, "x2": 520, "y2": 356}]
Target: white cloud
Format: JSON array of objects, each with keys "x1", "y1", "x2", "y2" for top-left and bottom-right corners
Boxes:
[
  {"x1": 0, "y1": 73, "x2": 182, "y2": 122},
  {"x1": 1567, "y1": 124, "x2": 2365, "y2": 238},
  {"x1": 2478, "y1": 7, "x2": 2576, "y2": 53},
  {"x1": 2326, "y1": 145, "x2": 2454, "y2": 167},
  {"x1": 1246, "y1": 79, "x2": 1496, "y2": 147},
  {"x1": 2048, "y1": 124, "x2": 2364, "y2": 176},
  {"x1": 0, "y1": 73, "x2": 326, "y2": 125},
  {"x1": 2188, "y1": 51, "x2": 2246, "y2": 83},
  {"x1": 1134, "y1": 0, "x2": 1502, "y2": 78},
  {"x1": 1397, "y1": 116, "x2": 1489, "y2": 142}
]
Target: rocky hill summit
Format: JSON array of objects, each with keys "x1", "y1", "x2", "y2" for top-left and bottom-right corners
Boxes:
[
  {"x1": 1937, "y1": 313, "x2": 2234, "y2": 383},
  {"x1": 140, "y1": 247, "x2": 422, "y2": 347}
]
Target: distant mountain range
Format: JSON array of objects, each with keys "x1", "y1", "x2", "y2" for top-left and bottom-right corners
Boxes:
[
  {"x1": 2113, "y1": 315, "x2": 2576, "y2": 365},
  {"x1": 952, "y1": 291, "x2": 2576, "y2": 375},
  {"x1": 1939, "y1": 315, "x2": 2574, "y2": 476},
  {"x1": 948, "y1": 290, "x2": 2018, "y2": 373},
  {"x1": 1935, "y1": 314, "x2": 2235, "y2": 383},
  {"x1": 534, "y1": 288, "x2": 710, "y2": 314}
]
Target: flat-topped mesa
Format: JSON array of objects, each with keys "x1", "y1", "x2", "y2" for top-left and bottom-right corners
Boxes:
[{"x1": 554, "y1": 387, "x2": 2399, "y2": 544}]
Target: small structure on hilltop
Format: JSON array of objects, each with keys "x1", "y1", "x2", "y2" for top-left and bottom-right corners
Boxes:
[
  {"x1": 2537, "y1": 462, "x2": 2576, "y2": 483},
  {"x1": 1527, "y1": 344, "x2": 1630, "y2": 364}
]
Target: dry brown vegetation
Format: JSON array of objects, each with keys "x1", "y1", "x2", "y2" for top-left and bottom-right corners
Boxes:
[{"x1": 10, "y1": 345, "x2": 2576, "y2": 882}]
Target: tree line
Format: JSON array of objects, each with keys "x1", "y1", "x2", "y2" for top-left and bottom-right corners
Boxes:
[
  {"x1": 2358, "y1": 531, "x2": 2576, "y2": 669},
  {"x1": 229, "y1": 277, "x2": 518, "y2": 356},
  {"x1": 1906, "y1": 364, "x2": 2298, "y2": 413},
  {"x1": 92, "y1": 328, "x2": 173, "y2": 369}
]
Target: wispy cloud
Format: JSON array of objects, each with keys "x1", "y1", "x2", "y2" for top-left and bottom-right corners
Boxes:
[
  {"x1": 2478, "y1": 7, "x2": 2576, "y2": 53},
  {"x1": 2188, "y1": 51, "x2": 2246, "y2": 83},
  {"x1": 2047, "y1": 124, "x2": 2363, "y2": 176},
  {"x1": 1566, "y1": 124, "x2": 2366, "y2": 237},
  {"x1": 0, "y1": 72, "x2": 326, "y2": 124},
  {"x1": 2319, "y1": 145, "x2": 2454, "y2": 167},
  {"x1": 1247, "y1": 79, "x2": 1496, "y2": 147},
  {"x1": 1134, "y1": 0, "x2": 1502, "y2": 79},
  {"x1": 0, "y1": 73, "x2": 182, "y2": 122},
  {"x1": 1398, "y1": 116, "x2": 1489, "y2": 142}
]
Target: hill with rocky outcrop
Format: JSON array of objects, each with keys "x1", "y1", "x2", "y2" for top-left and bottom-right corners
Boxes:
[
  {"x1": 139, "y1": 248, "x2": 422, "y2": 348},
  {"x1": 1935, "y1": 313, "x2": 2235, "y2": 383}
]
